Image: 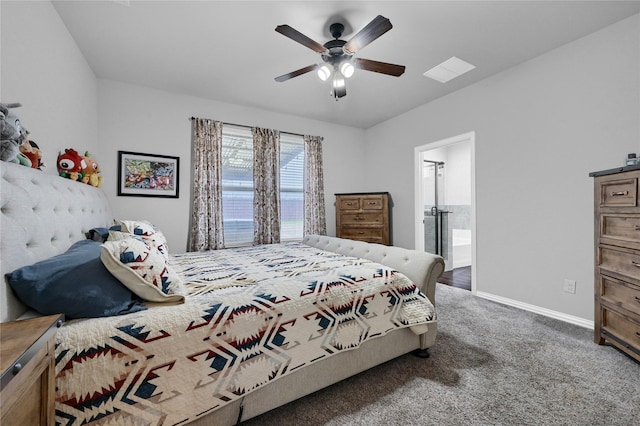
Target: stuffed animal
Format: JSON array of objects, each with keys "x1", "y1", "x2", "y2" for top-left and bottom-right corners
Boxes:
[
  {"x1": 1, "y1": 102, "x2": 31, "y2": 166},
  {"x1": 81, "y1": 151, "x2": 103, "y2": 187},
  {"x1": 57, "y1": 148, "x2": 86, "y2": 181}
]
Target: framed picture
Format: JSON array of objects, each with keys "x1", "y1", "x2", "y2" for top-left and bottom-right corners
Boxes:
[{"x1": 117, "y1": 151, "x2": 179, "y2": 198}]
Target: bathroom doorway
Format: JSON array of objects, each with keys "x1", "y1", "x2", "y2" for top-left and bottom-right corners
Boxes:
[{"x1": 414, "y1": 132, "x2": 476, "y2": 293}]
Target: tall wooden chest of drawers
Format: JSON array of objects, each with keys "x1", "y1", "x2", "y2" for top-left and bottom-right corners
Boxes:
[
  {"x1": 335, "y1": 192, "x2": 390, "y2": 245},
  {"x1": 591, "y1": 166, "x2": 640, "y2": 362}
]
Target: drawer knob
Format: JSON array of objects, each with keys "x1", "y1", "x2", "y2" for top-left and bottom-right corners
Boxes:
[
  {"x1": 611, "y1": 190, "x2": 629, "y2": 197},
  {"x1": 12, "y1": 363, "x2": 22, "y2": 375}
]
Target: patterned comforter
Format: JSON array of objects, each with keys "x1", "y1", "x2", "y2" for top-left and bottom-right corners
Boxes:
[{"x1": 54, "y1": 242, "x2": 435, "y2": 425}]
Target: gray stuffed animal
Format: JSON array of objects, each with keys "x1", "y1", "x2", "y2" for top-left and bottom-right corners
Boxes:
[{"x1": 0, "y1": 102, "x2": 31, "y2": 165}]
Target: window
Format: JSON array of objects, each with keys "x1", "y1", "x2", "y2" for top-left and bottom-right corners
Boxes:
[
  {"x1": 221, "y1": 126, "x2": 304, "y2": 246},
  {"x1": 279, "y1": 134, "x2": 304, "y2": 241}
]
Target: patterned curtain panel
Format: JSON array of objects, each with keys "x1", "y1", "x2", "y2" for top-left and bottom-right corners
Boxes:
[
  {"x1": 303, "y1": 135, "x2": 327, "y2": 236},
  {"x1": 252, "y1": 127, "x2": 281, "y2": 244},
  {"x1": 189, "y1": 118, "x2": 224, "y2": 251}
]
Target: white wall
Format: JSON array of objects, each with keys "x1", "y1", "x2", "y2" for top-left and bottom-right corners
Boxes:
[
  {"x1": 96, "y1": 80, "x2": 366, "y2": 251},
  {"x1": 0, "y1": 0, "x2": 98, "y2": 170},
  {"x1": 364, "y1": 14, "x2": 640, "y2": 321}
]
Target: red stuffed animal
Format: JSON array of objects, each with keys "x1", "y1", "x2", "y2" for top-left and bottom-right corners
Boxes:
[{"x1": 57, "y1": 148, "x2": 86, "y2": 181}]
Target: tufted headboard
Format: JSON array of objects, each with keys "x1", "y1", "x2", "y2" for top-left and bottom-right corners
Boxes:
[{"x1": 1, "y1": 161, "x2": 113, "y2": 322}]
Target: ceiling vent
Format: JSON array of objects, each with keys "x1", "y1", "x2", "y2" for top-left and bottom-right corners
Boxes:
[{"x1": 423, "y1": 57, "x2": 476, "y2": 83}]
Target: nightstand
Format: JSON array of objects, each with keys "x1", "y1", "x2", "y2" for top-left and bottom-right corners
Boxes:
[{"x1": 1, "y1": 314, "x2": 64, "y2": 425}]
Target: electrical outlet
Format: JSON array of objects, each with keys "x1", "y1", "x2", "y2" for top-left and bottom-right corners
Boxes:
[{"x1": 563, "y1": 279, "x2": 576, "y2": 294}]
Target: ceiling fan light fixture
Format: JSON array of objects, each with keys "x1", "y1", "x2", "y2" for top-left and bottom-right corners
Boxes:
[
  {"x1": 274, "y1": 15, "x2": 403, "y2": 100},
  {"x1": 317, "y1": 64, "x2": 332, "y2": 81},
  {"x1": 331, "y1": 73, "x2": 347, "y2": 99},
  {"x1": 340, "y1": 61, "x2": 355, "y2": 79}
]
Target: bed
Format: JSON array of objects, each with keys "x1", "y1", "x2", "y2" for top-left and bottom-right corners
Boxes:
[{"x1": 0, "y1": 160, "x2": 444, "y2": 425}]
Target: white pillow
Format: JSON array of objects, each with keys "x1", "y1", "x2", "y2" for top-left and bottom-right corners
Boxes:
[
  {"x1": 101, "y1": 237, "x2": 185, "y2": 303},
  {"x1": 114, "y1": 219, "x2": 170, "y2": 259}
]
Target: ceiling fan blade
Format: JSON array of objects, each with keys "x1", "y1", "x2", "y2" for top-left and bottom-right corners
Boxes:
[
  {"x1": 275, "y1": 25, "x2": 327, "y2": 53},
  {"x1": 275, "y1": 64, "x2": 319, "y2": 82},
  {"x1": 354, "y1": 58, "x2": 405, "y2": 77},
  {"x1": 343, "y1": 15, "x2": 393, "y2": 55}
]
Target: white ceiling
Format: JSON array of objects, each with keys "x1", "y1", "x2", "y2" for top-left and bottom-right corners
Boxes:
[{"x1": 52, "y1": 1, "x2": 640, "y2": 129}]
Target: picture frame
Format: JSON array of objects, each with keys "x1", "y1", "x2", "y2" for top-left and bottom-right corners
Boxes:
[{"x1": 117, "y1": 151, "x2": 179, "y2": 198}]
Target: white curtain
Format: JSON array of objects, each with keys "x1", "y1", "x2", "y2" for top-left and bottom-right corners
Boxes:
[
  {"x1": 303, "y1": 135, "x2": 326, "y2": 236},
  {"x1": 252, "y1": 127, "x2": 281, "y2": 244},
  {"x1": 189, "y1": 118, "x2": 224, "y2": 251}
]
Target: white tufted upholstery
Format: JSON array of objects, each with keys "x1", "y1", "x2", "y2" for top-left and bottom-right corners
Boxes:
[
  {"x1": 1, "y1": 162, "x2": 113, "y2": 321},
  {"x1": 302, "y1": 234, "x2": 444, "y2": 306}
]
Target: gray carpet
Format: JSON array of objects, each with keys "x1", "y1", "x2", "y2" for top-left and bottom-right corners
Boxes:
[{"x1": 243, "y1": 283, "x2": 639, "y2": 425}]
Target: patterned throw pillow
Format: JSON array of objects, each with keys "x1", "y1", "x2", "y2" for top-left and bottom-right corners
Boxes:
[
  {"x1": 101, "y1": 236, "x2": 185, "y2": 303},
  {"x1": 114, "y1": 219, "x2": 170, "y2": 259},
  {"x1": 108, "y1": 230, "x2": 145, "y2": 243}
]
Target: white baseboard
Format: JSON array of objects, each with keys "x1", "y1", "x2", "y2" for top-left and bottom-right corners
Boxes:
[{"x1": 475, "y1": 291, "x2": 594, "y2": 330}]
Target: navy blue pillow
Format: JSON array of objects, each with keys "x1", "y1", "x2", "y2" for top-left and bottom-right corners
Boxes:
[
  {"x1": 87, "y1": 227, "x2": 110, "y2": 242},
  {"x1": 86, "y1": 225, "x2": 121, "y2": 242},
  {"x1": 7, "y1": 240, "x2": 147, "y2": 319}
]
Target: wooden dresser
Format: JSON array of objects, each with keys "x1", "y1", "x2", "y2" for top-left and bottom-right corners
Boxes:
[
  {"x1": 591, "y1": 166, "x2": 640, "y2": 362},
  {"x1": 335, "y1": 192, "x2": 390, "y2": 245},
  {"x1": 1, "y1": 314, "x2": 64, "y2": 425}
]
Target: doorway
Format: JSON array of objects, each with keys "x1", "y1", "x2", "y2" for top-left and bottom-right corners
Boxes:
[{"x1": 414, "y1": 132, "x2": 476, "y2": 293}]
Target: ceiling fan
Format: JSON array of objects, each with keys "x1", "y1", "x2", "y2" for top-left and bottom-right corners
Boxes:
[{"x1": 274, "y1": 15, "x2": 405, "y2": 100}]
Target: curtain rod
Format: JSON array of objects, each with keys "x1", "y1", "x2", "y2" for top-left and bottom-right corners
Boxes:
[{"x1": 190, "y1": 116, "x2": 305, "y2": 138}]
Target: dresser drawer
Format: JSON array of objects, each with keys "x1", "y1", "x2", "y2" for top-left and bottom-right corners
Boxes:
[
  {"x1": 340, "y1": 212, "x2": 384, "y2": 225},
  {"x1": 338, "y1": 197, "x2": 360, "y2": 210},
  {"x1": 598, "y1": 246, "x2": 640, "y2": 283},
  {"x1": 340, "y1": 227, "x2": 384, "y2": 240},
  {"x1": 361, "y1": 197, "x2": 384, "y2": 210},
  {"x1": 600, "y1": 214, "x2": 640, "y2": 248},
  {"x1": 599, "y1": 177, "x2": 637, "y2": 207},
  {"x1": 601, "y1": 307, "x2": 640, "y2": 353},
  {"x1": 600, "y1": 275, "x2": 640, "y2": 316}
]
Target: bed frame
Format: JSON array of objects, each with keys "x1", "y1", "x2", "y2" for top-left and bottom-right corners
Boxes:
[{"x1": 0, "y1": 161, "x2": 444, "y2": 425}]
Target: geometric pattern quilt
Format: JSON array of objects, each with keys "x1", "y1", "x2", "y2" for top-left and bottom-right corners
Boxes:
[{"x1": 54, "y1": 242, "x2": 435, "y2": 425}]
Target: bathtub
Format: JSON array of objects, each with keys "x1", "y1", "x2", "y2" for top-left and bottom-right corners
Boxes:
[{"x1": 452, "y1": 228, "x2": 472, "y2": 268}]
